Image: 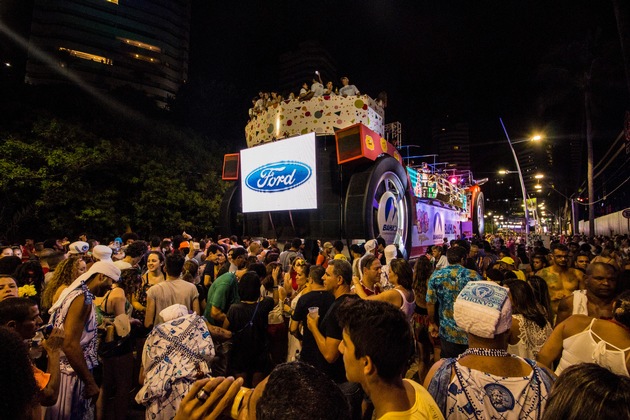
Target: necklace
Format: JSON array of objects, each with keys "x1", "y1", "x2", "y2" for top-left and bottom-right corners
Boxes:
[{"x1": 462, "y1": 347, "x2": 510, "y2": 358}]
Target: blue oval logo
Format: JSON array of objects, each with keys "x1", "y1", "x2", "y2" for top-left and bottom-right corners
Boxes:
[{"x1": 245, "y1": 161, "x2": 312, "y2": 193}]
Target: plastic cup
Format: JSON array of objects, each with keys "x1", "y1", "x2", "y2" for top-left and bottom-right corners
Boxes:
[{"x1": 308, "y1": 307, "x2": 319, "y2": 319}]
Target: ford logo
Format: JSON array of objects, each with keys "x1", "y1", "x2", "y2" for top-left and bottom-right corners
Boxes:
[{"x1": 245, "y1": 161, "x2": 312, "y2": 193}]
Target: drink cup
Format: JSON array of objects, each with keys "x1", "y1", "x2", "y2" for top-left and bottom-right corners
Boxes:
[{"x1": 308, "y1": 307, "x2": 319, "y2": 319}]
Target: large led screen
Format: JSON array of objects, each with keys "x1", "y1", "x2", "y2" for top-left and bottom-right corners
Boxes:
[{"x1": 240, "y1": 133, "x2": 317, "y2": 213}]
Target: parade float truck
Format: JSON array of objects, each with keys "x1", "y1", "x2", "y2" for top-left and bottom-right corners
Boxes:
[{"x1": 219, "y1": 94, "x2": 484, "y2": 259}]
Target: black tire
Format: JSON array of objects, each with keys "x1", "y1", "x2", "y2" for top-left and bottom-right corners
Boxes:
[
  {"x1": 472, "y1": 190, "x2": 485, "y2": 237},
  {"x1": 344, "y1": 156, "x2": 413, "y2": 258},
  {"x1": 218, "y1": 184, "x2": 242, "y2": 238}
]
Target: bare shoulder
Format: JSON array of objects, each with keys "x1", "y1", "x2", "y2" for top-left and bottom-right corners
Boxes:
[
  {"x1": 423, "y1": 358, "x2": 447, "y2": 388},
  {"x1": 562, "y1": 314, "x2": 593, "y2": 334}
]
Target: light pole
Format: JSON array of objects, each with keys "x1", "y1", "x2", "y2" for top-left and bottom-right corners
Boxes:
[{"x1": 498, "y1": 118, "x2": 543, "y2": 246}]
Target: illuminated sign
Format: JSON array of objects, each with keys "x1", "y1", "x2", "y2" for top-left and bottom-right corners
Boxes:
[
  {"x1": 240, "y1": 133, "x2": 317, "y2": 213},
  {"x1": 244, "y1": 161, "x2": 312, "y2": 193}
]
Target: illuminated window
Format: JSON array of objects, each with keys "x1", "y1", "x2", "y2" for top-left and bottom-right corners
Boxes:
[
  {"x1": 58, "y1": 47, "x2": 112, "y2": 65},
  {"x1": 106, "y1": 0, "x2": 118, "y2": 4},
  {"x1": 116, "y1": 37, "x2": 161, "y2": 53},
  {"x1": 132, "y1": 53, "x2": 160, "y2": 64}
]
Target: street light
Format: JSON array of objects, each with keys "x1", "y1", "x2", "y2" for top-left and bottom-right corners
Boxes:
[{"x1": 499, "y1": 119, "x2": 543, "y2": 246}]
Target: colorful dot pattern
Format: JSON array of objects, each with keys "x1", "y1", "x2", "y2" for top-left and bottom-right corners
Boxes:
[{"x1": 245, "y1": 95, "x2": 385, "y2": 148}]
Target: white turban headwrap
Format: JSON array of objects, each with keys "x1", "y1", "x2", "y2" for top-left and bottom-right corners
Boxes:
[
  {"x1": 48, "y1": 260, "x2": 121, "y2": 314},
  {"x1": 454, "y1": 281, "x2": 512, "y2": 339}
]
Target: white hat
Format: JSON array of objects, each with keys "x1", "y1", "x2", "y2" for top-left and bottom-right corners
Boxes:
[
  {"x1": 364, "y1": 239, "x2": 377, "y2": 252},
  {"x1": 113, "y1": 261, "x2": 133, "y2": 271},
  {"x1": 454, "y1": 281, "x2": 512, "y2": 339},
  {"x1": 68, "y1": 241, "x2": 89, "y2": 254},
  {"x1": 92, "y1": 245, "x2": 112, "y2": 261},
  {"x1": 384, "y1": 245, "x2": 397, "y2": 265}
]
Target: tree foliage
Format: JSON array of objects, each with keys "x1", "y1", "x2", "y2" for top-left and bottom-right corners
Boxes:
[{"x1": 0, "y1": 85, "x2": 231, "y2": 241}]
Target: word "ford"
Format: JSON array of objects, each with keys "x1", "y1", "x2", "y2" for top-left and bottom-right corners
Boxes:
[{"x1": 245, "y1": 161, "x2": 312, "y2": 193}]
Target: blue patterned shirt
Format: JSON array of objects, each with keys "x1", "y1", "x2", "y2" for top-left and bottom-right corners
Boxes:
[{"x1": 426, "y1": 264, "x2": 481, "y2": 344}]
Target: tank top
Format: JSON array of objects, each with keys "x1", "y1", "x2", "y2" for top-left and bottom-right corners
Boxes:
[
  {"x1": 394, "y1": 288, "x2": 416, "y2": 322},
  {"x1": 556, "y1": 318, "x2": 630, "y2": 376}
]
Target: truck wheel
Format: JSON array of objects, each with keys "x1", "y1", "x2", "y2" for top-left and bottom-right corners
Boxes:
[
  {"x1": 344, "y1": 156, "x2": 412, "y2": 258},
  {"x1": 472, "y1": 190, "x2": 485, "y2": 236}
]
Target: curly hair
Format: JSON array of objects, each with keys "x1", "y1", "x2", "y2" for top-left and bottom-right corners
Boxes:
[
  {"x1": 41, "y1": 256, "x2": 83, "y2": 310},
  {"x1": 0, "y1": 327, "x2": 38, "y2": 419}
]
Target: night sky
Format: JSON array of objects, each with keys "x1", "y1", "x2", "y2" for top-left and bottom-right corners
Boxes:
[{"x1": 190, "y1": 1, "x2": 622, "y2": 146}]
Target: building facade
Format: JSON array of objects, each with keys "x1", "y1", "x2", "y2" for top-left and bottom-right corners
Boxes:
[{"x1": 25, "y1": 0, "x2": 191, "y2": 107}]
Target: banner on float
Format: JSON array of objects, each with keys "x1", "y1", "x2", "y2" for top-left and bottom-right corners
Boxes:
[{"x1": 240, "y1": 133, "x2": 317, "y2": 213}]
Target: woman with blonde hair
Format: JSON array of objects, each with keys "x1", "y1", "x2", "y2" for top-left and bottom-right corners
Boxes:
[{"x1": 41, "y1": 255, "x2": 86, "y2": 311}]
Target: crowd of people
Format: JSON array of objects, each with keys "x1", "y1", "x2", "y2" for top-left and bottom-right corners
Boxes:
[
  {"x1": 248, "y1": 75, "x2": 362, "y2": 119},
  {"x1": 0, "y1": 231, "x2": 629, "y2": 419}
]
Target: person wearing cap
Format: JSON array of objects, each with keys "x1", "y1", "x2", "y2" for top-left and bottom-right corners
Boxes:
[
  {"x1": 316, "y1": 242, "x2": 335, "y2": 269},
  {"x1": 426, "y1": 247, "x2": 482, "y2": 358},
  {"x1": 45, "y1": 260, "x2": 122, "y2": 419},
  {"x1": 67, "y1": 241, "x2": 89, "y2": 256},
  {"x1": 425, "y1": 281, "x2": 555, "y2": 419},
  {"x1": 498, "y1": 256, "x2": 526, "y2": 280},
  {"x1": 339, "y1": 76, "x2": 360, "y2": 97},
  {"x1": 92, "y1": 244, "x2": 113, "y2": 263}
]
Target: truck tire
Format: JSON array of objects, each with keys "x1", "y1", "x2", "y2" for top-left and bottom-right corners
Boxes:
[
  {"x1": 344, "y1": 156, "x2": 413, "y2": 257},
  {"x1": 472, "y1": 190, "x2": 485, "y2": 237}
]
